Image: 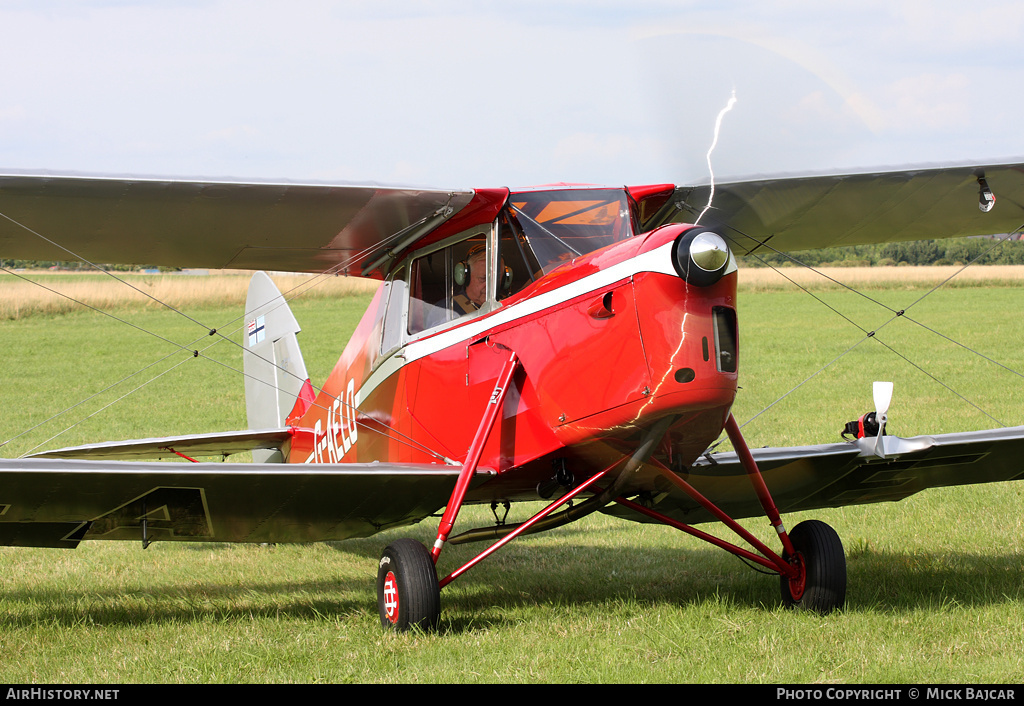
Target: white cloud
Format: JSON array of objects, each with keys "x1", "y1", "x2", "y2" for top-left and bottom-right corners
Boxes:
[
  {"x1": 0, "y1": 105, "x2": 26, "y2": 122},
  {"x1": 848, "y1": 73, "x2": 973, "y2": 134},
  {"x1": 1, "y1": 2, "x2": 1022, "y2": 185}
]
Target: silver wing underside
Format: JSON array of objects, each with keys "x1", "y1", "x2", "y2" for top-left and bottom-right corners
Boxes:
[
  {"x1": 2, "y1": 162, "x2": 1022, "y2": 277},
  {"x1": 650, "y1": 161, "x2": 1024, "y2": 254},
  {"x1": 0, "y1": 458, "x2": 491, "y2": 548},
  {"x1": 0, "y1": 172, "x2": 474, "y2": 275}
]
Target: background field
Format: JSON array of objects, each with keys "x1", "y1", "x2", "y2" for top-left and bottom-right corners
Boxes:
[{"x1": 1, "y1": 269, "x2": 1022, "y2": 683}]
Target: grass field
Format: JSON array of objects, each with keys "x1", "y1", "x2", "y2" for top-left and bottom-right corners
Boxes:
[{"x1": 1, "y1": 269, "x2": 1023, "y2": 683}]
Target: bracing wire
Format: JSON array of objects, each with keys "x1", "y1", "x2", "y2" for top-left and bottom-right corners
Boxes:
[
  {"x1": 703, "y1": 221, "x2": 1024, "y2": 452},
  {"x1": 20, "y1": 353, "x2": 196, "y2": 457},
  {"x1": 0, "y1": 206, "x2": 454, "y2": 462},
  {"x1": 3, "y1": 273, "x2": 449, "y2": 462}
]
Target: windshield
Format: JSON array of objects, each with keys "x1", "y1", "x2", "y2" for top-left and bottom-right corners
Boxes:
[{"x1": 506, "y1": 189, "x2": 635, "y2": 276}]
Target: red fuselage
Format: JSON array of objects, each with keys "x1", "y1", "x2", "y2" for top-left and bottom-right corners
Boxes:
[{"x1": 288, "y1": 187, "x2": 739, "y2": 502}]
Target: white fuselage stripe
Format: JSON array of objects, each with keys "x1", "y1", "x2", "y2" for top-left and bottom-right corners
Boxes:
[{"x1": 356, "y1": 241, "x2": 680, "y2": 405}]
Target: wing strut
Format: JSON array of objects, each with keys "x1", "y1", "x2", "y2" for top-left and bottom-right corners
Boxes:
[{"x1": 430, "y1": 349, "x2": 520, "y2": 563}]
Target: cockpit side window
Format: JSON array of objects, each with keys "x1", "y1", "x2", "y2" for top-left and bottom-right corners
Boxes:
[
  {"x1": 407, "y1": 234, "x2": 489, "y2": 335},
  {"x1": 407, "y1": 248, "x2": 451, "y2": 334}
]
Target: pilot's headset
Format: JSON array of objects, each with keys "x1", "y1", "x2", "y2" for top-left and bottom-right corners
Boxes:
[{"x1": 455, "y1": 243, "x2": 514, "y2": 294}]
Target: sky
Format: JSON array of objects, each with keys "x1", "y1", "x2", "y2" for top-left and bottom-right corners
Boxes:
[{"x1": 1, "y1": 0, "x2": 1023, "y2": 190}]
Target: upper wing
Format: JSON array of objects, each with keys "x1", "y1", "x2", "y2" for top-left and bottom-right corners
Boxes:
[
  {"x1": 0, "y1": 172, "x2": 499, "y2": 276},
  {"x1": 6, "y1": 163, "x2": 1021, "y2": 273},
  {"x1": 648, "y1": 162, "x2": 1024, "y2": 255},
  {"x1": 0, "y1": 457, "x2": 492, "y2": 548},
  {"x1": 604, "y1": 425, "x2": 1024, "y2": 526}
]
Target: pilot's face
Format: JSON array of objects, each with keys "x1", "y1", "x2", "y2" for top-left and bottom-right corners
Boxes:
[{"x1": 465, "y1": 257, "x2": 487, "y2": 306}]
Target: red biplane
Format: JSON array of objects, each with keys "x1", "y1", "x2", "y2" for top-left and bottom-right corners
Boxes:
[{"x1": 1, "y1": 164, "x2": 1023, "y2": 630}]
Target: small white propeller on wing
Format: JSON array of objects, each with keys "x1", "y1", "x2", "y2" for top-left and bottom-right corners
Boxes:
[{"x1": 873, "y1": 381, "x2": 893, "y2": 457}]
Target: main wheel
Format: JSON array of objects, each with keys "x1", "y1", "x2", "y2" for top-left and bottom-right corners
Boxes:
[
  {"x1": 780, "y1": 520, "x2": 846, "y2": 614},
  {"x1": 377, "y1": 538, "x2": 441, "y2": 632}
]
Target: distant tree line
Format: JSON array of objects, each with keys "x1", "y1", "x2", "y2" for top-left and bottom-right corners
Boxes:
[
  {"x1": 738, "y1": 236, "x2": 1024, "y2": 268},
  {"x1": 0, "y1": 260, "x2": 166, "y2": 271},
  {"x1": 6, "y1": 235, "x2": 1024, "y2": 272}
]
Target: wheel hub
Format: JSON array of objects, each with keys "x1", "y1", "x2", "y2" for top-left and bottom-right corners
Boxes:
[
  {"x1": 786, "y1": 552, "x2": 807, "y2": 602},
  {"x1": 382, "y1": 571, "x2": 400, "y2": 624}
]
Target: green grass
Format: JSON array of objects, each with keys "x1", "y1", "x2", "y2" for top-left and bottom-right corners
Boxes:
[
  {"x1": 731, "y1": 286, "x2": 1024, "y2": 447},
  {"x1": 1, "y1": 278, "x2": 1023, "y2": 683}
]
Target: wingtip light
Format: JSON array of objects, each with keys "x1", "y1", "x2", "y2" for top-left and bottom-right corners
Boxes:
[{"x1": 978, "y1": 177, "x2": 996, "y2": 213}]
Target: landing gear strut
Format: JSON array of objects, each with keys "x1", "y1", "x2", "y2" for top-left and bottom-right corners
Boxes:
[
  {"x1": 377, "y1": 350, "x2": 521, "y2": 632},
  {"x1": 375, "y1": 402, "x2": 849, "y2": 630},
  {"x1": 614, "y1": 414, "x2": 848, "y2": 615}
]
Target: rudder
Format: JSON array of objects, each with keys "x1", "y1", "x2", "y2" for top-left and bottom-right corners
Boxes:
[{"x1": 243, "y1": 272, "x2": 314, "y2": 462}]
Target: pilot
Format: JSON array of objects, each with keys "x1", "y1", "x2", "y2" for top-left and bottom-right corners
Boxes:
[{"x1": 452, "y1": 244, "x2": 487, "y2": 316}]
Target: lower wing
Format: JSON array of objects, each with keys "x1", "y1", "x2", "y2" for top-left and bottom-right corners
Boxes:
[
  {"x1": 604, "y1": 426, "x2": 1024, "y2": 525},
  {"x1": 0, "y1": 458, "x2": 492, "y2": 548}
]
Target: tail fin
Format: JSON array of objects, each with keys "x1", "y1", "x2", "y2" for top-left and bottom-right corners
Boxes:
[{"x1": 243, "y1": 272, "x2": 314, "y2": 462}]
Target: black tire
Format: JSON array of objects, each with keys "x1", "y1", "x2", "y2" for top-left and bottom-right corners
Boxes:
[
  {"x1": 780, "y1": 520, "x2": 846, "y2": 614},
  {"x1": 377, "y1": 538, "x2": 441, "y2": 632}
]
